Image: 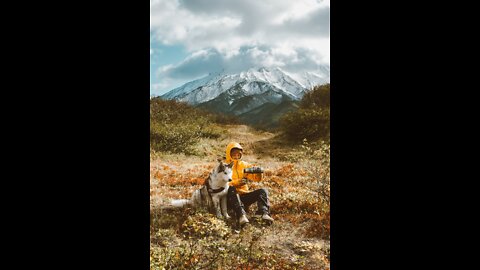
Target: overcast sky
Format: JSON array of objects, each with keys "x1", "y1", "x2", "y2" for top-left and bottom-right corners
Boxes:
[{"x1": 150, "y1": 0, "x2": 330, "y2": 96}]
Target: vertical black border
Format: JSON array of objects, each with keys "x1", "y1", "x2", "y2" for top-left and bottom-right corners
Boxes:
[
  {"x1": 330, "y1": 1, "x2": 476, "y2": 268},
  {"x1": 330, "y1": 2, "x2": 416, "y2": 268},
  {"x1": 10, "y1": 1, "x2": 152, "y2": 268}
]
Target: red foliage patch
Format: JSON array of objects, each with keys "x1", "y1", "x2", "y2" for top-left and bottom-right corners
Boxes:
[
  {"x1": 269, "y1": 176, "x2": 285, "y2": 187},
  {"x1": 275, "y1": 163, "x2": 296, "y2": 177}
]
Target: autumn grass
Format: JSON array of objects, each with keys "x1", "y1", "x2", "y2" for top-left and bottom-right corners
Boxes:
[{"x1": 150, "y1": 125, "x2": 330, "y2": 270}]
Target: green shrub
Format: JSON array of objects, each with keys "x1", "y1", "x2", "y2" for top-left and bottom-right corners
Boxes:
[
  {"x1": 280, "y1": 84, "x2": 330, "y2": 142},
  {"x1": 180, "y1": 212, "x2": 231, "y2": 240},
  {"x1": 150, "y1": 121, "x2": 201, "y2": 154},
  {"x1": 280, "y1": 107, "x2": 330, "y2": 142},
  {"x1": 301, "y1": 84, "x2": 330, "y2": 109},
  {"x1": 150, "y1": 98, "x2": 226, "y2": 154},
  {"x1": 301, "y1": 139, "x2": 330, "y2": 239}
]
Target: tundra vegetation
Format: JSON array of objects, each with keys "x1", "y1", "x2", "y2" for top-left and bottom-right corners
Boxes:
[{"x1": 151, "y1": 84, "x2": 330, "y2": 269}]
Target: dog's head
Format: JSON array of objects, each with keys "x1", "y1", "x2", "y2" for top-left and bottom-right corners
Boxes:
[{"x1": 215, "y1": 158, "x2": 234, "y2": 184}]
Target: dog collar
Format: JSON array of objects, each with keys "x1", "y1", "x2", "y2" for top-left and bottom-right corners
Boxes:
[
  {"x1": 205, "y1": 179, "x2": 225, "y2": 193},
  {"x1": 208, "y1": 187, "x2": 225, "y2": 193}
]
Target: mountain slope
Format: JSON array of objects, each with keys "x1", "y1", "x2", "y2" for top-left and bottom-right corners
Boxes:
[
  {"x1": 237, "y1": 99, "x2": 300, "y2": 129},
  {"x1": 161, "y1": 66, "x2": 329, "y2": 128}
]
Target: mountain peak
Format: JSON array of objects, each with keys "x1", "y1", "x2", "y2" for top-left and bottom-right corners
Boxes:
[
  {"x1": 159, "y1": 66, "x2": 329, "y2": 129},
  {"x1": 161, "y1": 66, "x2": 328, "y2": 104}
]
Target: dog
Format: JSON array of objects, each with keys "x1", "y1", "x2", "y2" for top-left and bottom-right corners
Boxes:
[{"x1": 164, "y1": 159, "x2": 234, "y2": 219}]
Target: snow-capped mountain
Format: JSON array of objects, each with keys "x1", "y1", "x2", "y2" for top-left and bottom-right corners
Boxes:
[
  {"x1": 290, "y1": 66, "x2": 330, "y2": 90},
  {"x1": 160, "y1": 67, "x2": 329, "y2": 128},
  {"x1": 162, "y1": 67, "x2": 327, "y2": 105}
]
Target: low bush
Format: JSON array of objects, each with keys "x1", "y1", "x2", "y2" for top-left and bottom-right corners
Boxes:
[
  {"x1": 150, "y1": 98, "x2": 227, "y2": 154},
  {"x1": 280, "y1": 84, "x2": 330, "y2": 142}
]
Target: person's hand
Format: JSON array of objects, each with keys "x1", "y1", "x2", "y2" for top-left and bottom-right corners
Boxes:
[{"x1": 240, "y1": 178, "x2": 248, "y2": 185}]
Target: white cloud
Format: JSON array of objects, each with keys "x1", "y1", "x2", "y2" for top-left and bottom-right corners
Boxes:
[
  {"x1": 150, "y1": 0, "x2": 329, "y2": 94},
  {"x1": 154, "y1": 45, "x2": 328, "y2": 93},
  {"x1": 151, "y1": 0, "x2": 329, "y2": 52}
]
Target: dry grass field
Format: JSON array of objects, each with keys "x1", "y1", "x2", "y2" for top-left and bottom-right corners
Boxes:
[{"x1": 150, "y1": 125, "x2": 330, "y2": 270}]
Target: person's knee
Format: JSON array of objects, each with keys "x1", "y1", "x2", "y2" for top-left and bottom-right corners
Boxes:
[
  {"x1": 228, "y1": 186, "x2": 237, "y2": 194},
  {"x1": 227, "y1": 187, "x2": 241, "y2": 203},
  {"x1": 259, "y1": 188, "x2": 268, "y2": 196}
]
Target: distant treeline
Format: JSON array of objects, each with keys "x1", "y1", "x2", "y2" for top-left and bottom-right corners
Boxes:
[{"x1": 279, "y1": 84, "x2": 330, "y2": 142}]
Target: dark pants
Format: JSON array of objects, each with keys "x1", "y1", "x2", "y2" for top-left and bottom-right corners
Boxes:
[{"x1": 227, "y1": 186, "x2": 270, "y2": 217}]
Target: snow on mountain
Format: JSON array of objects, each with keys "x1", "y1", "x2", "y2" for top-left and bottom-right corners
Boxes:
[
  {"x1": 286, "y1": 67, "x2": 330, "y2": 91},
  {"x1": 160, "y1": 71, "x2": 223, "y2": 100},
  {"x1": 244, "y1": 67, "x2": 306, "y2": 97},
  {"x1": 159, "y1": 66, "x2": 329, "y2": 128},
  {"x1": 161, "y1": 67, "x2": 327, "y2": 105}
]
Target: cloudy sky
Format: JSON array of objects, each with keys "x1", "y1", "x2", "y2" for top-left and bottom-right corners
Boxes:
[{"x1": 150, "y1": 0, "x2": 330, "y2": 96}]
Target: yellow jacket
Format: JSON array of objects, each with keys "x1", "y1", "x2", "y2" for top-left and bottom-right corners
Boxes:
[{"x1": 225, "y1": 142, "x2": 261, "y2": 195}]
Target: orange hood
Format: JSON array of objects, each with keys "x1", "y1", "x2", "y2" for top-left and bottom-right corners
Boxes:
[{"x1": 225, "y1": 142, "x2": 243, "y2": 163}]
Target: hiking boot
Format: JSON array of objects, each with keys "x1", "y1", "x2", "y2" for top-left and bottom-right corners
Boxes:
[
  {"x1": 239, "y1": 214, "x2": 249, "y2": 225},
  {"x1": 255, "y1": 213, "x2": 274, "y2": 222}
]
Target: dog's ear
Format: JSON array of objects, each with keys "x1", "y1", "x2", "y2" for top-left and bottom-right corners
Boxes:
[
  {"x1": 217, "y1": 161, "x2": 225, "y2": 172},
  {"x1": 227, "y1": 162, "x2": 234, "y2": 168},
  {"x1": 217, "y1": 157, "x2": 224, "y2": 163}
]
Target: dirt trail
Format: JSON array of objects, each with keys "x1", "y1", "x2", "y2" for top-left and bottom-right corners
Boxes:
[{"x1": 150, "y1": 125, "x2": 275, "y2": 167}]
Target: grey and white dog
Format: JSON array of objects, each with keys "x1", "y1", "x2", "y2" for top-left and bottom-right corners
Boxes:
[{"x1": 166, "y1": 159, "x2": 234, "y2": 219}]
